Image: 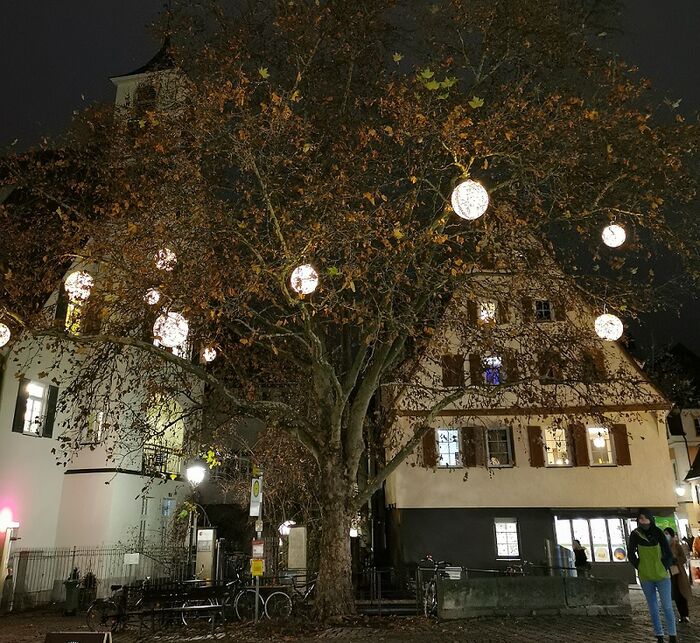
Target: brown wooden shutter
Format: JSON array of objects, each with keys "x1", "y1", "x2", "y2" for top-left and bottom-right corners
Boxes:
[
  {"x1": 467, "y1": 300, "x2": 477, "y2": 324},
  {"x1": 469, "y1": 354, "x2": 482, "y2": 384},
  {"x1": 497, "y1": 301, "x2": 509, "y2": 324},
  {"x1": 572, "y1": 423, "x2": 590, "y2": 467},
  {"x1": 504, "y1": 353, "x2": 519, "y2": 384},
  {"x1": 592, "y1": 349, "x2": 607, "y2": 380},
  {"x1": 527, "y1": 425, "x2": 545, "y2": 467},
  {"x1": 82, "y1": 298, "x2": 102, "y2": 335},
  {"x1": 461, "y1": 427, "x2": 486, "y2": 467},
  {"x1": 42, "y1": 385, "x2": 59, "y2": 438},
  {"x1": 441, "y1": 354, "x2": 464, "y2": 387},
  {"x1": 54, "y1": 287, "x2": 69, "y2": 329},
  {"x1": 12, "y1": 379, "x2": 30, "y2": 433},
  {"x1": 521, "y1": 297, "x2": 533, "y2": 322},
  {"x1": 422, "y1": 428, "x2": 437, "y2": 468},
  {"x1": 611, "y1": 423, "x2": 631, "y2": 466},
  {"x1": 508, "y1": 427, "x2": 516, "y2": 465},
  {"x1": 550, "y1": 299, "x2": 563, "y2": 321}
]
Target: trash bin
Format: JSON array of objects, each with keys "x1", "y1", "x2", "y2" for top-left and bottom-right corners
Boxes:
[{"x1": 64, "y1": 579, "x2": 80, "y2": 615}]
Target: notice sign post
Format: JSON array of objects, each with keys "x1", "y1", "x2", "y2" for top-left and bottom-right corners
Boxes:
[
  {"x1": 251, "y1": 539, "x2": 265, "y2": 623},
  {"x1": 249, "y1": 477, "x2": 263, "y2": 517}
]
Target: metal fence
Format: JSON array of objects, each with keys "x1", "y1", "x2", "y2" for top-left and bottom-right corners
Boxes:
[{"x1": 8, "y1": 544, "x2": 188, "y2": 611}]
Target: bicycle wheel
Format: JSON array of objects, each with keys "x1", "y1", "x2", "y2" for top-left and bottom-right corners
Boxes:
[
  {"x1": 181, "y1": 598, "x2": 217, "y2": 626},
  {"x1": 265, "y1": 591, "x2": 293, "y2": 620},
  {"x1": 86, "y1": 600, "x2": 121, "y2": 632},
  {"x1": 422, "y1": 581, "x2": 437, "y2": 617},
  {"x1": 221, "y1": 594, "x2": 237, "y2": 622},
  {"x1": 234, "y1": 588, "x2": 265, "y2": 621}
]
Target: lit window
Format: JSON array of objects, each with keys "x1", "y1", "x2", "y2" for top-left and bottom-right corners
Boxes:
[
  {"x1": 82, "y1": 411, "x2": 105, "y2": 444},
  {"x1": 587, "y1": 427, "x2": 615, "y2": 465},
  {"x1": 535, "y1": 300, "x2": 552, "y2": 321},
  {"x1": 478, "y1": 301, "x2": 497, "y2": 323},
  {"x1": 23, "y1": 382, "x2": 47, "y2": 434},
  {"x1": 161, "y1": 497, "x2": 177, "y2": 518},
  {"x1": 486, "y1": 428, "x2": 513, "y2": 467},
  {"x1": 65, "y1": 301, "x2": 83, "y2": 334},
  {"x1": 436, "y1": 428, "x2": 460, "y2": 467},
  {"x1": 495, "y1": 518, "x2": 520, "y2": 558},
  {"x1": 484, "y1": 356, "x2": 502, "y2": 385},
  {"x1": 543, "y1": 427, "x2": 571, "y2": 466}
]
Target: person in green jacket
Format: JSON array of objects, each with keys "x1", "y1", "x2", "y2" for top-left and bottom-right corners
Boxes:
[{"x1": 628, "y1": 509, "x2": 677, "y2": 643}]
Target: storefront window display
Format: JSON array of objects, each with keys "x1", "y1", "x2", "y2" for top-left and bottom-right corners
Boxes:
[{"x1": 555, "y1": 516, "x2": 628, "y2": 563}]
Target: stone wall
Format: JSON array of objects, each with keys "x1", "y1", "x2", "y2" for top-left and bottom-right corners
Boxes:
[{"x1": 438, "y1": 577, "x2": 630, "y2": 619}]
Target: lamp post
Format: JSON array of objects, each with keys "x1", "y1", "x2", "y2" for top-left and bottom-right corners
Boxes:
[{"x1": 185, "y1": 459, "x2": 207, "y2": 579}]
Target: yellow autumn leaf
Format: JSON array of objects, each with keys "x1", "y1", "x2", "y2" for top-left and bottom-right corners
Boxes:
[
  {"x1": 392, "y1": 52, "x2": 403, "y2": 63},
  {"x1": 258, "y1": 67, "x2": 270, "y2": 79}
]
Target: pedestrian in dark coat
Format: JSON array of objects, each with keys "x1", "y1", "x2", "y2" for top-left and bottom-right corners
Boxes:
[{"x1": 664, "y1": 527, "x2": 692, "y2": 624}]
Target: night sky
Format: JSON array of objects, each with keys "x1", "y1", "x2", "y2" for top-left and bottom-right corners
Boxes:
[{"x1": 1, "y1": 1, "x2": 698, "y2": 355}]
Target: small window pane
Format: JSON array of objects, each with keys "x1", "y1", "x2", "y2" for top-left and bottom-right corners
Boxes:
[
  {"x1": 590, "y1": 518, "x2": 610, "y2": 562},
  {"x1": 555, "y1": 517, "x2": 573, "y2": 549},
  {"x1": 572, "y1": 519, "x2": 591, "y2": 561},
  {"x1": 495, "y1": 519, "x2": 520, "y2": 558},
  {"x1": 479, "y1": 301, "x2": 497, "y2": 323},
  {"x1": 608, "y1": 518, "x2": 627, "y2": 562},
  {"x1": 484, "y1": 356, "x2": 502, "y2": 386},
  {"x1": 437, "y1": 429, "x2": 460, "y2": 467},
  {"x1": 23, "y1": 381, "x2": 47, "y2": 434},
  {"x1": 487, "y1": 428, "x2": 512, "y2": 467},
  {"x1": 535, "y1": 300, "x2": 552, "y2": 321}
]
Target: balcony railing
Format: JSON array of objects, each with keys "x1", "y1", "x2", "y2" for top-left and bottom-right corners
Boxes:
[{"x1": 142, "y1": 444, "x2": 183, "y2": 477}]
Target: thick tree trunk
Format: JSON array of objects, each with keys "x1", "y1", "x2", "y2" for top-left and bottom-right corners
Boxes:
[{"x1": 313, "y1": 458, "x2": 355, "y2": 620}]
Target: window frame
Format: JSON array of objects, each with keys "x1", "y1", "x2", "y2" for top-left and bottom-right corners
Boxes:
[
  {"x1": 486, "y1": 427, "x2": 514, "y2": 468},
  {"x1": 478, "y1": 300, "x2": 498, "y2": 324},
  {"x1": 80, "y1": 410, "x2": 105, "y2": 445},
  {"x1": 23, "y1": 381, "x2": 48, "y2": 435},
  {"x1": 534, "y1": 299, "x2": 553, "y2": 321},
  {"x1": 436, "y1": 428, "x2": 461, "y2": 468},
  {"x1": 586, "y1": 426, "x2": 617, "y2": 467},
  {"x1": 494, "y1": 517, "x2": 521, "y2": 559},
  {"x1": 483, "y1": 355, "x2": 503, "y2": 386},
  {"x1": 543, "y1": 426, "x2": 572, "y2": 467}
]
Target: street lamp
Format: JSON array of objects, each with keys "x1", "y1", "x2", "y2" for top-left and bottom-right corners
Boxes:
[{"x1": 185, "y1": 460, "x2": 207, "y2": 487}]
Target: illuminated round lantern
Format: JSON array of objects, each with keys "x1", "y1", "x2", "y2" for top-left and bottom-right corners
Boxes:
[
  {"x1": 601, "y1": 224, "x2": 626, "y2": 248},
  {"x1": 0, "y1": 323, "x2": 11, "y2": 348},
  {"x1": 201, "y1": 346, "x2": 217, "y2": 363},
  {"x1": 290, "y1": 264, "x2": 319, "y2": 295},
  {"x1": 594, "y1": 313, "x2": 623, "y2": 341},
  {"x1": 593, "y1": 435, "x2": 606, "y2": 449},
  {"x1": 154, "y1": 247, "x2": 177, "y2": 271},
  {"x1": 450, "y1": 179, "x2": 489, "y2": 221},
  {"x1": 144, "y1": 288, "x2": 161, "y2": 305},
  {"x1": 153, "y1": 312, "x2": 189, "y2": 348},
  {"x1": 64, "y1": 271, "x2": 94, "y2": 301},
  {"x1": 676, "y1": 485, "x2": 687, "y2": 497}
]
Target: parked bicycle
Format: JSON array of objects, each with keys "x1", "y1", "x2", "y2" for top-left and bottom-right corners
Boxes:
[
  {"x1": 264, "y1": 573, "x2": 317, "y2": 620},
  {"x1": 418, "y1": 555, "x2": 451, "y2": 617},
  {"x1": 86, "y1": 580, "x2": 148, "y2": 632}
]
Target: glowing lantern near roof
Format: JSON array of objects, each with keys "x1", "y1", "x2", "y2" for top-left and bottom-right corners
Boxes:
[
  {"x1": 64, "y1": 271, "x2": 94, "y2": 301},
  {"x1": 450, "y1": 179, "x2": 489, "y2": 221},
  {"x1": 290, "y1": 264, "x2": 319, "y2": 295},
  {"x1": 154, "y1": 247, "x2": 177, "y2": 271},
  {"x1": 201, "y1": 346, "x2": 217, "y2": 363},
  {"x1": 153, "y1": 312, "x2": 189, "y2": 348},
  {"x1": 601, "y1": 224, "x2": 626, "y2": 248},
  {"x1": 144, "y1": 288, "x2": 161, "y2": 305},
  {"x1": 0, "y1": 323, "x2": 10, "y2": 348},
  {"x1": 594, "y1": 313, "x2": 623, "y2": 341}
]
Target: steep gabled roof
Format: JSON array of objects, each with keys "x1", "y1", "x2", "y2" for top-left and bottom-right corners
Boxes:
[{"x1": 110, "y1": 37, "x2": 174, "y2": 81}]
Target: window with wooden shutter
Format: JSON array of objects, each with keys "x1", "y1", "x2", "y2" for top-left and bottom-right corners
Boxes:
[
  {"x1": 497, "y1": 301, "x2": 509, "y2": 324},
  {"x1": 527, "y1": 426, "x2": 545, "y2": 467},
  {"x1": 422, "y1": 428, "x2": 438, "y2": 468},
  {"x1": 503, "y1": 353, "x2": 519, "y2": 384},
  {"x1": 54, "y1": 286, "x2": 69, "y2": 329},
  {"x1": 441, "y1": 354, "x2": 465, "y2": 387},
  {"x1": 467, "y1": 300, "x2": 477, "y2": 324},
  {"x1": 461, "y1": 427, "x2": 486, "y2": 467},
  {"x1": 611, "y1": 424, "x2": 631, "y2": 466},
  {"x1": 582, "y1": 348, "x2": 607, "y2": 382},
  {"x1": 572, "y1": 423, "x2": 590, "y2": 467},
  {"x1": 521, "y1": 297, "x2": 533, "y2": 322}
]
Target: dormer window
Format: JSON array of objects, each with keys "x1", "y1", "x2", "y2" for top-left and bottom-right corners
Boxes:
[
  {"x1": 478, "y1": 301, "x2": 498, "y2": 324},
  {"x1": 535, "y1": 299, "x2": 552, "y2": 321}
]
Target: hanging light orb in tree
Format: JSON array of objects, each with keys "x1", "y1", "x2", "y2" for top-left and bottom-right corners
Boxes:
[
  {"x1": 601, "y1": 224, "x2": 626, "y2": 248},
  {"x1": 594, "y1": 313, "x2": 623, "y2": 341},
  {"x1": 64, "y1": 271, "x2": 94, "y2": 301},
  {"x1": 201, "y1": 346, "x2": 217, "y2": 363},
  {"x1": 185, "y1": 459, "x2": 207, "y2": 487},
  {"x1": 144, "y1": 288, "x2": 162, "y2": 305},
  {"x1": 290, "y1": 264, "x2": 319, "y2": 295},
  {"x1": 153, "y1": 312, "x2": 189, "y2": 348},
  {"x1": 154, "y1": 247, "x2": 177, "y2": 271},
  {"x1": 0, "y1": 323, "x2": 11, "y2": 348},
  {"x1": 450, "y1": 179, "x2": 489, "y2": 221}
]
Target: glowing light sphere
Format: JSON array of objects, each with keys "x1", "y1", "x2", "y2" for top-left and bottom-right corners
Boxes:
[
  {"x1": 593, "y1": 435, "x2": 606, "y2": 449},
  {"x1": 154, "y1": 247, "x2": 177, "y2": 271},
  {"x1": 201, "y1": 346, "x2": 217, "y2": 363},
  {"x1": 676, "y1": 485, "x2": 687, "y2": 497},
  {"x1": 144, "y1": 288, "x2": 162, "y2": 305},
  {"x1": 601, "y1": 224, "x2": 626, "y2": 248},
  {"x1": 64, "y1": 271, "x2": 94, "y2": 301},
  {"x1": 0, "y1": 323, "x2": 11, "y2": 348},
  {"x1": 290, "y1": 264, "x2": 319, "y2": 295},
  {"x1": 594, "y1": 313, "x2": 624, "y2": 341},
  {"x1": 450, "y1": 179, "x2": 489, "y2": 221},
  {"x1": 153, "y1": 312, "x2": 189, "y2": 348},
  {"x1": 186, "y1": 462, "x2": 206, "y2": 486}
]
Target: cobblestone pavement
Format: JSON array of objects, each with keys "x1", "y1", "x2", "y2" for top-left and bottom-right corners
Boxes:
[{"x1": 4, "y1": 586, "x2": 700, "y2": 642}]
